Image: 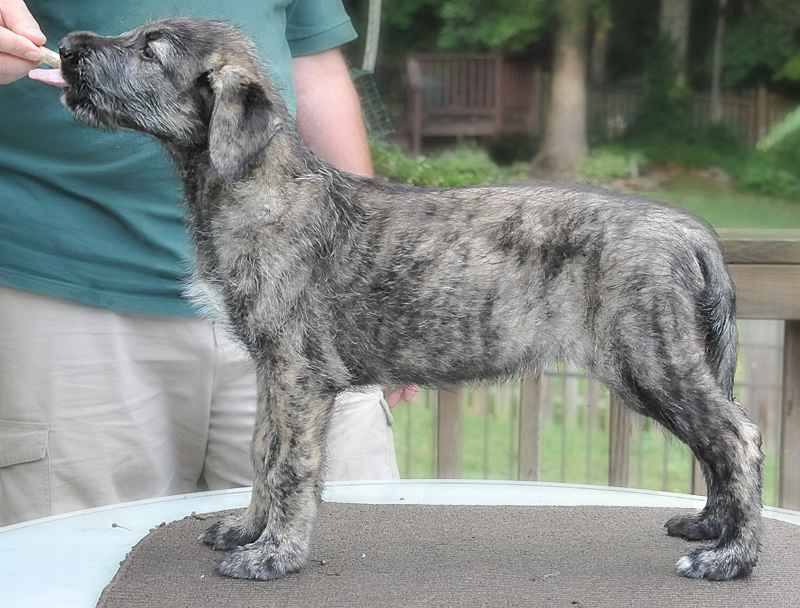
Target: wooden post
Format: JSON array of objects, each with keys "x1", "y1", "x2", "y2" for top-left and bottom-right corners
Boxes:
[
  {"x1": 779, "y1": 320, "x2": 800, "y2": 509},
  {"x1": 709, "y1": 0, "x2": 728, "y2": 124},
  {"x1": 437, "y1": 388, "x2": 462, "y2": 479},
  {"x1": 407, "y1": 57, "x2": 423, "y2": 155},
  {"x1": 494, "y1": 55, "x2": 504, "y2": 134},
  {"x1": 518, "y1": 375, "x2": 542, "y2": 481},
  {"x1": 531, "y1": 64, "x2": 542, "y2": 135},
  {"x1": 690, "y1": 458, "x2": 708, "y2": 496},
  {"x1": 608, "y1": 394, "x2": 631, "y2": 487},
  {"x1": 718, "y1": 230, "x2": 800, "y2": 507},
  {"x1": 757, "y1": 80, "x2": 768, "y2": 144}
]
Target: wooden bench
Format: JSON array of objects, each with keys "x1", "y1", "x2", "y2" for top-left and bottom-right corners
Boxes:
[{"x1": 406, "y1": 54, "x2": 536, "y2": 154}]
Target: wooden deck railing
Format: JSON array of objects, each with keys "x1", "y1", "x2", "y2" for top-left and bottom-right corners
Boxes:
[
  {"x1": 399, "y1": 54, "x2": 797, "y2": 152},
  {"x1": 406, "y1": 54, "x2": 536, "y2": 154},
  {"x1": 433, "y1": 229, "x2": 800, "y2": 510}
]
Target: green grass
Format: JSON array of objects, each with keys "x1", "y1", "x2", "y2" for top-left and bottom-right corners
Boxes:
[
  {"x1": 393, "y1": 390, "x2": 438, "y2": 479},
  {"x1": 392, "y1": 386, "x2": 781, "y2": 506},
  {"x1": 642, "y1": 176, "x2": 800, "y2": 228}
]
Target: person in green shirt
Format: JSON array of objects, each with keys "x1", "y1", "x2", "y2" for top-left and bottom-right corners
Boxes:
[{"x1": 0, "y1": 0, "x2": 413, "y2": 526}]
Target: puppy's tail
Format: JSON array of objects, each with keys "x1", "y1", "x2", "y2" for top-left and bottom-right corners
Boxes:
[{"x1": 695, "y1": 246, "x2": 738, "y2": 400}]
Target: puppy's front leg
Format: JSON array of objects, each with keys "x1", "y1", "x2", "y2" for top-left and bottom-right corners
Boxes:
[{"x1": 200, "y1": 373, "x2": 335, "y2": 580}]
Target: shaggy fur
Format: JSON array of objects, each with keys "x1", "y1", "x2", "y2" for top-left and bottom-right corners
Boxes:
[{"x1": 58, "y1": 17, "x2": 764, "y2": 581}]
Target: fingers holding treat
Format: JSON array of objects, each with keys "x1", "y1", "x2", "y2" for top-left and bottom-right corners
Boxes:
[{"x1": 27, "y1": 45, "x2": 66, "y2": 86}]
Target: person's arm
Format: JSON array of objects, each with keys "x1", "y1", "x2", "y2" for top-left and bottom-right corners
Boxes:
[
  {"x1": 292, "y1": 48, "x2": 373, "y2": 178},
  {"x1": 0, "y1": 0, "x2": 45, "y2": 84}
]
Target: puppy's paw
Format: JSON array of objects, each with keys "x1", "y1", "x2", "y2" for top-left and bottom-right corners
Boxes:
[
  {"x1": 199, "y1": 515, "x2": 263, "y2": 551},
  {"x1": 215, "y1": 539, "x2": 307, "y2": 580},
  {"x1": 676, "y1": 546, "x2": 756, "y2": 580},
  {"x1": 665, "y1": 511, "x2": 721, "y2": 541}
]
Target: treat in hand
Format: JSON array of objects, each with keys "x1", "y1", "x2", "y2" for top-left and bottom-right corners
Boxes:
[
  {"x1": 28, "y1": 47, "x2": 68, "y2": 87},
  {"x1": 38, "y1": 46, "x2": 61, "y2": 68}
]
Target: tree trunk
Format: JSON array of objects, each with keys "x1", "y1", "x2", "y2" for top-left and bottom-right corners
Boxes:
[
  {"x1": 660, "y1": 0, "x2": 691, "y2": 86},
  {"x1": 590, "y1": 0, "x2": 612, "y2": 87},
  {"x1": 710, "y1": 0, "x2": 728, "y2": 123},
  {"x1": 533, "y1": 0, "x2": 588, "y2": 178}
]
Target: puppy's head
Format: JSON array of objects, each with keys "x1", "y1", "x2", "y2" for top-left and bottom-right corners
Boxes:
[{"x1": 59, "y1": 17, "x2": 283, "y2": 180}]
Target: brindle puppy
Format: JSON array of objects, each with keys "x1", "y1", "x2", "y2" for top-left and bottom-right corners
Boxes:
[{"x1": 56, "y1": 17, "x2": 763, "y2": 581}]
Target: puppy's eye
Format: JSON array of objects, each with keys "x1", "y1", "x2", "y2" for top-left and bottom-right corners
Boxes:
[{"x1": 141, "y1": 45, "x2": 156, "y2": 60}]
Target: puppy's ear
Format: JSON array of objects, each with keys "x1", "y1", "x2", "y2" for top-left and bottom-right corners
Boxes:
[{"x1": 207, "y1": 65, "x2": 281, "y2": 181}]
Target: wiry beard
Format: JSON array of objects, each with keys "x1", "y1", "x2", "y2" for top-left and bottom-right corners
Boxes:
[
  {"x1": 62, "y1": 93, "x2": 111, "y2": 129},
  {"x1": 61, "y1": 70, "x2": 205, "y2": 143},
  {"x1": 60, "y1": 48, "x2": 123, "y2": 130}
]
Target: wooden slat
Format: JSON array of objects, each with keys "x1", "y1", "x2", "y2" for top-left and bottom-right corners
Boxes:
[
  {"x1": 493, "y1": 55, "x2": 503, "y2": 132},
  {"x1": 409, "y1": 53, "x2": 504, "y2": 63},
  {"x1": 420, "y1": 122, "x2": 500, "y2": 137},
  {"x1": 518, "y1": 375, "x2": 542, "y2": 481},
  {"x1": 779, "y1": 321, "x2": 800, "y2": 509},
  {"x1": 608, "y1": 394, "x2": 631, "y2": 487},
  {"x1": 437, "y1": 389, "x2": 462, "y2": 479},
  {"x1": 407, "y1": 57, "x2": 423, "y2": 155},
  {"x1": 728, "y1": 265, "x2": 800, "y2": 320},
  {"x1": 718, "y1": 229, "x2": 800, "y2": 264},
  {"x1": 690, "y1": 458, "x2": 707, "y2": 496},
  {"x1": 422, "y1": 107, "x2": 499, "y2": 116}
]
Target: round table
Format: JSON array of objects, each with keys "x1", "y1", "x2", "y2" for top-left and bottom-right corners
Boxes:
[{"x1": 1, "y1": 480, "x2": 798, "y2": 607}]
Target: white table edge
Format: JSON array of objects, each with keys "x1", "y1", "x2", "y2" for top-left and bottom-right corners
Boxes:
[{"x1": 1, "y1": 480, "x2": 797, "y2": 608}]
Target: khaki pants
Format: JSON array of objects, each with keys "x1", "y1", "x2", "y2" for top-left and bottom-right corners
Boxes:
[{"x1": 0, "y1": 284, "x2": 398, "y2": 527}]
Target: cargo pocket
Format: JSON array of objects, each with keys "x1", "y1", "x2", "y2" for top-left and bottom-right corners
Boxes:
[{"x1": 0, "y1": 419, "x2": 50, "y2": 526}]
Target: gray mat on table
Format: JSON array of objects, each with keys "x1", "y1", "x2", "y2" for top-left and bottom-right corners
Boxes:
[{"x1": 96, "y1": 503, "x2": 800, "y2": 607}]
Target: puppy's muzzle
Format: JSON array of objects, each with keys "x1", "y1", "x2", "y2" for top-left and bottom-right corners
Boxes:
[{"x1": 57, "y1": 38, "x2": 74, "y2": 61}]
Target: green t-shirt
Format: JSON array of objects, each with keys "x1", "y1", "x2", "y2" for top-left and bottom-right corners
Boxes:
[{"x1": 0, "y1": 0, "x2": 357, "y2": 315}]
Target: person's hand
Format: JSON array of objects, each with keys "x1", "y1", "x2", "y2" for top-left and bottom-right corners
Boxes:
[
  {"x1": 0, "y1": 0, "x2": 46, "y2": 84},
  {"x1": 385, "y1": 385, "x2": 420, "y2": 408}
]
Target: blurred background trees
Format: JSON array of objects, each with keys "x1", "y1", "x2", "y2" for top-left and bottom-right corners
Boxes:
[
  {"x1": 343, "y1": 0, "x2": 800, "y2": 184},
  {"x1": 346, "y1": 0, "x2": 800, "y2": 89}
]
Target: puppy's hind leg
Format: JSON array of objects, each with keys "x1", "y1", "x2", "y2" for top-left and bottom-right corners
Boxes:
[
  {"x1": 200, "y1": 371, "x2": 336, "y2": 580},
  {"x1": 665, "y1": 391, "x2": 763, "y2": 580},
  {"x1": 614, "y1": 362, "x2": 763, "y2": 580}
]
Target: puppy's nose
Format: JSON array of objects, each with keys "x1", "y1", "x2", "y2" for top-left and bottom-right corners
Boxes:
[{"x1": 58, "y1": 38, "x2": 74, "y2": 60}]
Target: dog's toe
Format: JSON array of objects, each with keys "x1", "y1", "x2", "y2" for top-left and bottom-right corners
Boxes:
[
  {"x1": 676, "y1": 546, "x2": 755, "y2": 580},
  {"x1": 665, "y1": 511, "x2": 721, "y2": 540},
  {"x1": 199, "y1": 516, "x2": 263, "y2": 551},
  {"x1": 215, "y1": 540, "x2": 305, "y2": 580}
]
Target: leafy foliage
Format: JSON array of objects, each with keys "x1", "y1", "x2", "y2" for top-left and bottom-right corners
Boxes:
[
  {"x1": 591, "y1": 120, "x2": 799, "y2": 201},
  {"x1": 758, "y1": 105, "x2": 800, "y2": 151},
  {"x1": 631, "y1": 122, "x2": 748, "y2": 170},
  {"x1": 378, "y1": 0, "x2": 444, "y2": 52},
  {"x1": 743, "y1": 128, "x2": 800, "y2": 200},
  {"x1": 600, "y1": 0, "x2": 658, "y2": 81},
  {"x1": 487, "y1": 134, "x2": 540, "y2": 166},
  {"x1": 349, "y1": 0, "x2": 553, "y2": 53},
  {"x1": 580, "y1": 145, "x2": 645, "y2": 180},
  {"x1": 370, "y1": 140, "x2": 529, "y2": 187},
  {"x1": 723, "y1": 4, "x2": 799, "y2": 87},
  {"x1": 628, "y1": 36, "x2": 693, "y2": 140},
  {"x1": 437, "y1": 0, "x2": 554, "y2": 52},
  {"x1": 351, "y1": 0, "x2": 800, "y2": 202},
  {"x1": 775, "y1": 50, "x2": 800, "y2": 82}
]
